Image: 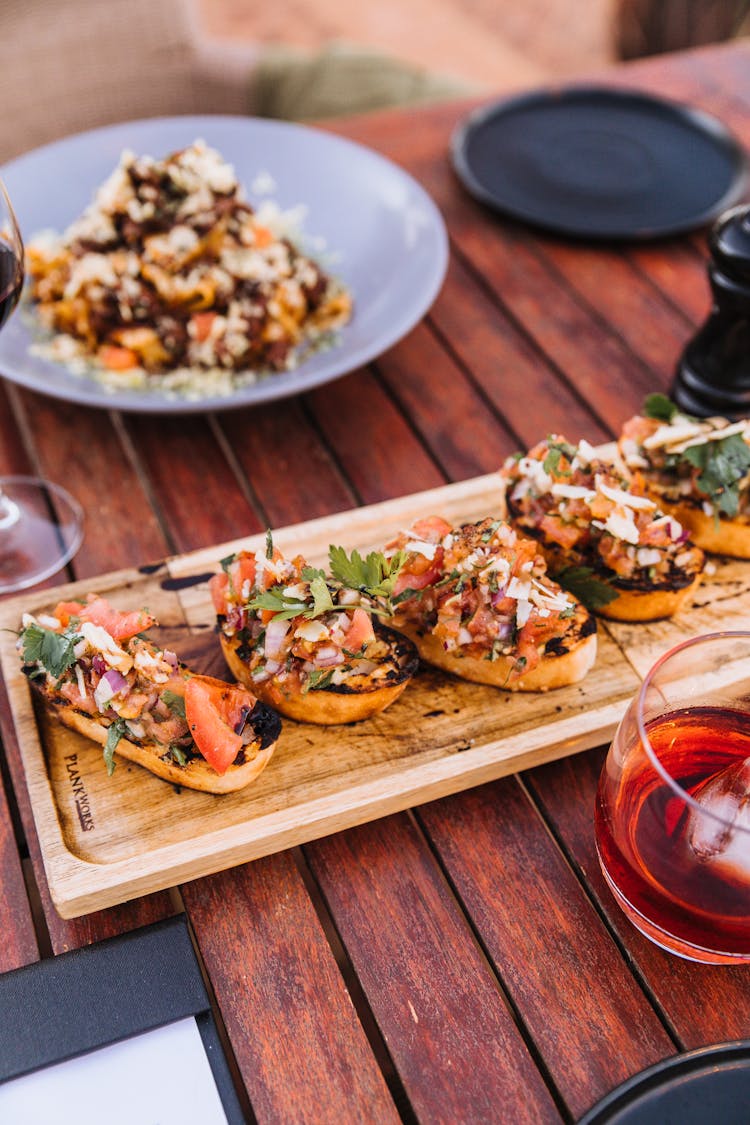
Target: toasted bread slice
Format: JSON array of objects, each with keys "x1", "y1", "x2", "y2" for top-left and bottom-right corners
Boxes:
[
  {"x1": 381, "y1": 516, "x2": 597, "y2": 691},
  {"x1": 47, "y1": 698, "x2": 280, "y2": 794},
  {"x1": 499, "y1": 436, "x2": 705, "y2": 622},
  {"x1": 221, "y1": 622, "x2": 418, "y2": 724},
  {"x1": 391, "y1": 604, "x2": 596, "y2": 691},
  {"x1": 211, "y1": 545, "x2": 419, "y2": 725},
  {"x1": 619, "y1": 408, "x2": 750, "y2": 559},
  {"x1": 19, "y1": 595, "x2": 282, "y2": 794}
]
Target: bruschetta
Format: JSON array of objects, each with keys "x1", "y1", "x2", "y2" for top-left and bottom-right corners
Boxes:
[
  {"x1": 377, "y1": 516, "x2": 597, "y2": 691},
  {"x1": 499, "y1": 435, "x2": 705, "y2": 621},
  {"x1": 18, "y1": 595, "x2": 281, "y2": 794},
  {"x1": 619, "y1": 394, "x2": 750, "y2": 558},
  {"x1": 210, "y1": 536, "x2": 418, "y2": 724}
]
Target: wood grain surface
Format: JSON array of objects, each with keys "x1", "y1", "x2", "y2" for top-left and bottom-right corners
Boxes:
[{"x1": 0, "y1": 40, "x2": 748, "y2": 1123}]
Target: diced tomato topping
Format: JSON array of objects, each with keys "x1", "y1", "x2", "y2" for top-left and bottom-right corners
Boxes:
[
  {"x1": 253, "y1": 225, "x2": 274, "y2": 249},
  {"x1": 259, "y1": 547, "x2": 284, "y2": 590},
  {"x1": 209, "y1": 572, "x2": 230, "y2": 614},
  {"x1": 58, "y1": 681, "x2": 97, "y2": 714},
  {"x1": 190, "y1": 311, "x2": 218, "y2": 343},
  {"x1": 53, "y1": 600, "x2": 85, "y2": 628},
  {"x1": 539, "y1": 514, "x2": 582, "y2": 550},
  {"x1": 343, "y1": 608, "x2": 375, "y2": 652},
  {"x1": 393, "y1": 563, "x2": 441, "y2": 596},
  {"x1": 410, "y1": 516, "x2": 452, "y2": 541},
  {"x1": 185, "y1": 675, "x2": 259, "y2": 775},
  {"x1": 78, "y1": 596, "x2": 156, "y2": 641},
  {"x1": 99, "y1": 344, "x2": 138, "y2": 370},
  {"x1": 230, "y1": 554, "x2": 257, "y2": 597}
]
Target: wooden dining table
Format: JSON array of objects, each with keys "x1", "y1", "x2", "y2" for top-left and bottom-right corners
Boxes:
[{"x1": 1, "y1": 37, "x2": 749, "y2": 1124}]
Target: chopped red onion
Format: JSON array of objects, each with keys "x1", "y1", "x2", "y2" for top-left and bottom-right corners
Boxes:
[
  {"x1": 103, "y1": 668, "x2": 128, "y2": 694},
  {"x1": 265, "y1": 619, "x2": 291, "y2": 658},
  {"x1": 315, "y1": 646, "x2": 345, "y2": 668}
]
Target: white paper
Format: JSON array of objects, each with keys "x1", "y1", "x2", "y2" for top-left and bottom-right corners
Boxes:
[{"x1": 0, "y1": 1016, "x2": 229, "y2": 1125}]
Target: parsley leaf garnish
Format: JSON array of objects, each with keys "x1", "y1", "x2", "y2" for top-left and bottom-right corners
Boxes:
[
  {"x1": 162, "y1": 690, "x2": 186, "y2": 719},
  {"x1": 246, "y1": 590, "x2": 309, "y2": 621},
  {"x1": 328, "y1": 546, "x2": 406, "y2": 599},
  {"x1": 542, "y1": 438, "x2": 577, "y2": 475},
  {"x1": 303, "y1": 669, "x2": 335, "y2": 693},
  {"x1": 308, "y1": 574, "x2": 334, "y2": 616},
  {"x1": 554, "y1": 566, "x2": 618, "y2": 611},
  {"x1": 642, "y1": 393, "x2": 680, "y2": 422},
  {"x1": 103, "y1": 718, "x2": 129, "y2": 776},
  {"x1": 681, "y1": 432, "x2": 750, "y2": 517},
  {"x1": 169, "y1": 744, "x2": 188, "y2": 767},
  {"x1": 21, "y1": 624, "x2": 81, "y2": 679}
]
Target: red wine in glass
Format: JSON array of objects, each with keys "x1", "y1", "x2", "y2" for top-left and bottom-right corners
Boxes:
[
  {"x1": 0, "y1": 176, "x2": 83, "y2": 592},
  {"x1": 0, "y1": 240, "x2": 23, "y2": 330}
]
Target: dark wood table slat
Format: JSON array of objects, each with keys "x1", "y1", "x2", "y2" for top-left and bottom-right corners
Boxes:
[
  {"x1": 182, "y1": 852, "x2": 401, "y2": 1125},
  {"x1": 417, "y1": 779, "x2": 675, "y2": 1120},
  {"x1": 219, "y1": 398, "x2": 357, "y2": 528},
  {"x1": 431, "y1": 255, "x2": 611, "y2": 445},
  {"x1": 305, "y1": 813, "x2": 563, "y2": 1125},
  {"x1": 0, "y1": 40, "x2": 748, "y2": 1122},
  {"x1": 308, "y1": 367, "x2": 446, "y2": 504},
  {"x1": 122, "y1": 413, "x2": 264, "y2": 555},
  {"x1": 0, "y1": 755, "x2": 38, "y2": 970},
  {"x1": 17, "y1": 392, "x2": 169, "y2": 576},
  {"x1": 377, "y1": 320, "x2": 520, "y2": 480}
]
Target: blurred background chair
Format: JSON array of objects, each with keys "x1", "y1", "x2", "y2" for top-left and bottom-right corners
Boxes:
[
  {"x1": 2, "y1": 0, "x2": 747, "y2": 166},
  {"x1": 0, "y1": 0, "x2": 258, "y2": 162}
]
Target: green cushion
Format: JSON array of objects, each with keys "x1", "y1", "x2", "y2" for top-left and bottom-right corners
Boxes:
[{"x1": 253, "y1": 42, "x2": 475, "y2": 121}]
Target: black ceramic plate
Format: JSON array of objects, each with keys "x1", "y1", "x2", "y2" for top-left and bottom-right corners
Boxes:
[
  {"x1": 577, "y1": 1041, "x2": 750, "y2": 1124},
  {"x1": 452, "y1": 86, "x2": 748, "y2": 240}
]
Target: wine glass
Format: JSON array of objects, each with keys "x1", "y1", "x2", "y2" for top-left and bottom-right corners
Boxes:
[
  {"x1": 0, "y1": 176, "x2": 83, "y2": 593},
  {"x1": 595, "y1": 632, "x2": 750, "y2": 964}
]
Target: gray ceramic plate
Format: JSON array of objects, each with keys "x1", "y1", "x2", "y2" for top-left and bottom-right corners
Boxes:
[{"x1": 0, "y1": 116, "x2": 448, "y2": 413}]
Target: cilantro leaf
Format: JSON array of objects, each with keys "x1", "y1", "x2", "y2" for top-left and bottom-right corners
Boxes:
[
  {"x1": 642, "y1": 393, "x2": 680, "y2": 422},
  {"x1": 162, "y1": 690, "x2": 186, "y2": 719},
  {"x1": 169, "y1": 744, "x2": 188, "y2": 767},
  {"x1": 328, "y1": 545, "x2": 406, "y2": 599},
  {"x1": 246, "y1": 590, "x2": 309, "y2": 621},
  {"x1": 303, "y1": 669, "x2": 335, "y2": 693},
  {"x1": 308, "y1": 574, "x2": 334, "y2": 616},
  {"x1": 681, "y1": 432, "x2": 750, "y2": 517},
  {"x1": 542, "y1": 438, "x2": 577, "y2": 475},
  {"x1": 103, "y1": 718, "x2": 129, "y2": 776},
  {"x1": 219, "y1": 553, "x2": 236, "y2": 573},
  {"x1": 21, "y1": 624, "x2": 81, "y2": 679},
  {"x1": 554, "y1": 566, "x2": 618, "y2": 611}
]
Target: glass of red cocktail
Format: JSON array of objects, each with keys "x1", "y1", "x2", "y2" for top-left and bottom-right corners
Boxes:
[{"x1": 595, "y1": 631, "x2": 750, "y2": 963}]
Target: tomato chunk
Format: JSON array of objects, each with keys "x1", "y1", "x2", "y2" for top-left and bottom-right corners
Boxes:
[
  {"x1": 209, "y1": 572, "x2": 230, "y2": 614},
  {"x1": 344, "y1": 607, "x2": 375, "y2": 652},
  {"x1": 229, "y1": 554, "x2": 257, "y2": 597},
  {"x1": 53, "y1": 600, "x2": 85, "y2": 628},
  {"x1": 99, "y1": 344, "x2": 138, "y2": 370},
  {"x1": 185, "y1": 675, "x2": 259, "y2": 775},
  {"x1": 78, "y1": 596, "x2": 156, "y2": 641}
]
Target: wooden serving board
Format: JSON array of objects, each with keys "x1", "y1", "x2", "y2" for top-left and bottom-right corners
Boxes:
[{"x1": 2, "y1": 473, "x2": 750, "y2": 919}]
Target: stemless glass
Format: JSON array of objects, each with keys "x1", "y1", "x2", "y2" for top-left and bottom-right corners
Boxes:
[
  {"x1": 0, "y1": 176, "x2": 83, "y2": 591},
  {"x1": 595, "y1": 632, "x2": 750, "y2": 964}
]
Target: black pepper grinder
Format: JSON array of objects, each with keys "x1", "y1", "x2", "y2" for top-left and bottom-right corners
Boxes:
[{"x1": 672, "y1": 204, "x2": 750, "y2": 419}]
